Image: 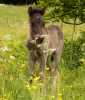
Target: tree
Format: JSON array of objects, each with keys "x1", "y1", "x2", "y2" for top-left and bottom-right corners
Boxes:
[
  {"x1": 0, "y1": 0, "x2": 39, "y2": 5},
  {"x1": 37, "y1": 0, "x2": 85, "y2": 25}
]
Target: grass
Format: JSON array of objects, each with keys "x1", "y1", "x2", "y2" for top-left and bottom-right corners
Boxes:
[{"x1": 0, "y1": 4, "x2": 85, "y2": 100}]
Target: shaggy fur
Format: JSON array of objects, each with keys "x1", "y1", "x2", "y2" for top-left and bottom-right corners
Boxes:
[{"x1": 27, "y1": 6, "x2": 64, "y2": 80}]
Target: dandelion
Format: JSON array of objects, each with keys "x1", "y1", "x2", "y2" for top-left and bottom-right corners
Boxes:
[
  {"x1": 58, "y1": 93, "x2": 62, "y2": 100},
  {"x1": 80, "y1": 58, "x2": 85, "y2": 64},
  {"x1": 34, "y1": 76, "x2": 40, "y2": 81},
  {"x1": 32, "y1": 85, "x2": 37, "y2": 90},
  {"x1": 51, "y1": 95, "x2": 55, "y2": 99},
  {"x1": 10, "y1": 55, "x2": 15, "y2": 60},
  {"x1": 26, "y1": 84, "x2": 31, "y2": 90},
  {"x1": 26, "y1": 84, "x2": 30, "y2": 88},
  {"x1": 45, "y1": 67, "x2": 49, "y2": 71}
]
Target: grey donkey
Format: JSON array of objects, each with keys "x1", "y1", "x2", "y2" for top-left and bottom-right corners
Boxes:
[{"x1": 27, "y1": 6, "x2": 64, "y2": 82}]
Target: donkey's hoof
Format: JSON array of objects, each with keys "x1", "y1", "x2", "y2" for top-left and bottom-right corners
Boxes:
[
  {"x1": 29, "y1": 75, "x2": 34, "y2": 84},
  {"x1": 29, "y1": 79, "x2": 33, "y2": 84}
]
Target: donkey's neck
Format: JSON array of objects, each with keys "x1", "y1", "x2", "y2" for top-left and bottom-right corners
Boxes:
[{"x1": 30, "y1": 22, "x2": 44, "y2": 39}]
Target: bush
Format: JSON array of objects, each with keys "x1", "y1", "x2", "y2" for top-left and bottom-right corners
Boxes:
[{"x1": 61, "y1": 31, "x2": 85, "y2": 69}]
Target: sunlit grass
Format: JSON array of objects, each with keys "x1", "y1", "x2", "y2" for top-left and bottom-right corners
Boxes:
[{"x1": 0, "y1": 4, "x2": 85, "y2": 100}]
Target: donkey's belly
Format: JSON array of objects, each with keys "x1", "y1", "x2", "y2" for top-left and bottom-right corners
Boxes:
[{"x1": 48, "y1": 34, "x2": 60, "y2": 51}]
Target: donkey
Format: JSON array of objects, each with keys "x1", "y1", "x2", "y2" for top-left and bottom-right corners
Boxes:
[{"x1": 27, "y1": 6, "x2": 64, "y2": 81}]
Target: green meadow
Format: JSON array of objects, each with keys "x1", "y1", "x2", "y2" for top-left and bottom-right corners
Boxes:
[{"x1": 0, "y1": 5, "x2": 85, "y2": 100}]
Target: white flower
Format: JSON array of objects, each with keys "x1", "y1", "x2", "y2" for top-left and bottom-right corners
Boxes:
[
  {"x1": 3, "y1": 34, "x2": 12, "y2": 40},
  {"x1": 1, "y1": 46, "x2": 10, "y2": 52}
]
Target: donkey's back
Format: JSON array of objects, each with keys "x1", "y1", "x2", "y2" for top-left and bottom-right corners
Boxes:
[
  {"x1": 45, "y1": 25, "x2": 64, "y2": 65},
  {"x1": 46, "y1": 25, "x2": 63, "y2": 49}
]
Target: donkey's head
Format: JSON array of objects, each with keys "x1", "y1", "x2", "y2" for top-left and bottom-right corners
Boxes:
[{"x1": 28, "y1": 6, "x2": 45, "y2": 25}]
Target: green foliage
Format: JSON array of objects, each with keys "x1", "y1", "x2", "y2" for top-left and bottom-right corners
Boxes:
[
  {"x1": 62, "y1": 32, "x2": 85, "y2": 69},
  {"x1": 0, "y1": 0, "x2": 38, "y2": 5},
  {"x1": 37, "y1": 0, "x2": 85, "y2": 25}
]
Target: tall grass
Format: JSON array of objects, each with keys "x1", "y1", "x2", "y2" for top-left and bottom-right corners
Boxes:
[{"x1": 0, "y1": 5, "x2": 85, "y2": 100}]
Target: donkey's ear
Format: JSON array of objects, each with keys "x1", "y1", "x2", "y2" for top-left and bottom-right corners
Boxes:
[
  {"x1": 41, "y1": 7, "x2": 46, "y2": 15},
  {"x1": 28, "y1": 6, "x2": 33, "y2": 15}
]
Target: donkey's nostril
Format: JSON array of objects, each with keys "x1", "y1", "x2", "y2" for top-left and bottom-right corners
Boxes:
[{"x1": 36, "y1": 16, "x2": 41, "y2": 22}]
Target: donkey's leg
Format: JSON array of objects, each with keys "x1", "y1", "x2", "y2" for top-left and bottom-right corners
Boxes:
[
  {"x1": 29, "y1": 51, "x2": 36, "y2": 79},
  {"x1": 49, "y1": 53, "x2": 60, "y2": 100},
  {"x1": 39, "y1": 54, "x2": 46, "y2": 80}
]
